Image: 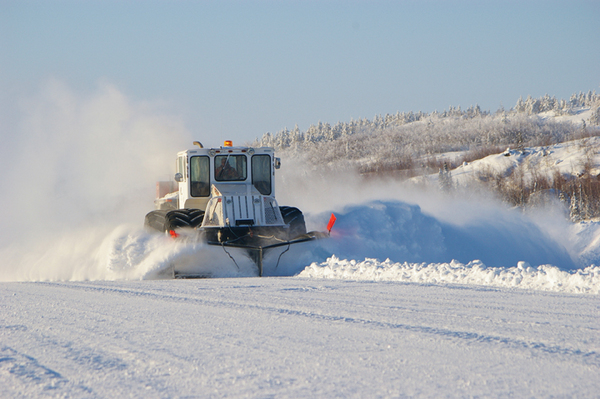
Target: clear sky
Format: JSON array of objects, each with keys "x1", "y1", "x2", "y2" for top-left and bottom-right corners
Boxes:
[{"x1": 1, "y1": 0, "x2": 599, "y2": 144}]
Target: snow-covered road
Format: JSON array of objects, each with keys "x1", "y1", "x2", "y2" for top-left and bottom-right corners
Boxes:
[{"x1": 2, "y1": 278, "x2": 598, "y2": 398}]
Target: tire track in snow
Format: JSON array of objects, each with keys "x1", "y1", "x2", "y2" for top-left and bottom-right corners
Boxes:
[
  {"x1": 0, "y1": 346, "x2": 94, "y2": 397},
  {"x1": 36, "y1": 281, "x2": 600, "y2": 367}
]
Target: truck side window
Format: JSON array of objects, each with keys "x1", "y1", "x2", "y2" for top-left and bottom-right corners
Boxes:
[
  {"x1": 190, "y1": 156, "x2": 210, "y2": 197},
  {"x1": 252, "y1": 155, "x2": 271, "y2": 195}
]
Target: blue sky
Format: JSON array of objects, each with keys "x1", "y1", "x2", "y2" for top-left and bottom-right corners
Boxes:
[{"x1": 1, "y1": 0, "x2": 599, "y2": 144}]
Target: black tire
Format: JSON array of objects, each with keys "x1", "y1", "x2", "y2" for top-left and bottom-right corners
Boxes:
[
  {"x1": 144, "y1": 210, "x2": 169, "y2": 232},
  {"x1": 165, "y1": 209, "x2": 205, "y2": 231},
  {"x1": 187, "y1": 208, "x2": 205, "y2": 227},
  {"x1": 144, "y1": 209, "x2": 204, "y2": 233},
  {"x1": 279, "y1": 206, "x2": 307, "y2": 240}
]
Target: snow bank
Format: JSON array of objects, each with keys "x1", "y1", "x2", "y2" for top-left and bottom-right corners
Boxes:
[
  {"x1": 299, "y1": 257, "x2": 600, "y2": 294},
  {"x1": 311, "y1": 200, "x2": 576, "y2": 270},
  {"x1": 312, "y1": 200, "x2": 445, "y2": 263},
  {"x1": 294, "y1": 199, "x2": 598, "y2": 294},
  {"x1": 295, "y1": 199, "x2": 598, "y2": 294}
]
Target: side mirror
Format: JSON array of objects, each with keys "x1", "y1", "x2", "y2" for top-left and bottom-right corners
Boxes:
[
  {"x1": 274, "y1": 157, "x2": 281, "y2": 169},
  {"x1": 174, "y1": 173, "x2": 183, "y2": 182}
]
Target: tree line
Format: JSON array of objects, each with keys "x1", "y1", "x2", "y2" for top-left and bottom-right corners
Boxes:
[
  {"x1": 253, "y1": 91, "x2": 600, "y2": 220},
  {"x1": 254, "y1": 91, "x2": 600, "y2": 154}
]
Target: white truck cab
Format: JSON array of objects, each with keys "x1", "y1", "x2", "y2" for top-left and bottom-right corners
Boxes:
[
  {"x1": 151, "y1": 141, "x2": 292, "y2": 239},
  {"x1": 157, "y1": 141, "x2": 279, "y2": 204}
]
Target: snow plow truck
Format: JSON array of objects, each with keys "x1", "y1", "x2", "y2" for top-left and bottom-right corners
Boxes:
[{"x1": 144, "y1": 141, "x2": 333, "y2": 277}]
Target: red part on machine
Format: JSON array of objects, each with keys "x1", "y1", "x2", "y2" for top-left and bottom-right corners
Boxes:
[{"x1": 327, "y1": 213, "x2": 337, "y2": 235}]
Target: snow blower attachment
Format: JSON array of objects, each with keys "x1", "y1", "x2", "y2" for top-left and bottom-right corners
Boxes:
[{"x1": 144, "y1": 141, "x2": 332, "y2": 277}]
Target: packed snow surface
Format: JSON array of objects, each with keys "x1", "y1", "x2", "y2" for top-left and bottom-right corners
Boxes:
[{"x1": 2, "y1": 278, "x2": 599, "y2": 398}]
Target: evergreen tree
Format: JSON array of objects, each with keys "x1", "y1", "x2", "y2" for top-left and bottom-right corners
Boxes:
[
  {"x1": 515, "y1": 96, "x2": 525, "y2": 113},
  {"x1": 438, "y1": 162, "x2": 453, "y2": 193},
  {"x1": 261, "y1": 132, "x2": 272, "y2": 148},
  {"x1": 290, "y1": 124, "x2": 303, "y2": 146}
]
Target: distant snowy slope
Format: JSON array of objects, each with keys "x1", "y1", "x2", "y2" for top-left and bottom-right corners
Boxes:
[
  {"x1": 260, "y1": 94, "x2": 600, "y2": 176},
  {"x1": 416, "y1": 136, "x2": 600, "y2": 187},
  {"x1": 538, "y1": 106, "x2": 597, "y2": 126}
]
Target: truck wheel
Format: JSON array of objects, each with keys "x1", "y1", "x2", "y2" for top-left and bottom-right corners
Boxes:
[
  {"x1": 165, "y1": 209, "x2": 205, "y2": 231},
  {"x1": 144, "y1": 210, "x2": 169, "y2": 232},
  {"x1": 279, "y1": 206, "x2": 307, "y2": 240},
  {"x1": 187, "y1": 208, "x2": 205, "y2": 227},
  {"x1": 145, "y1": 209, "x2": 205, "y2": 233}
]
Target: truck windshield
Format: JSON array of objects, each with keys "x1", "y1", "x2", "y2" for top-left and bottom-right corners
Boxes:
[
  {"x1": 215, "y1": 155, "x2": 247, "y2": 181},
  {"x1": 190, "y1": 156, "x2": 210, "y2": 197},
  {"x1": 252, "y1": 155, "x2": 271, "y2": 195}
]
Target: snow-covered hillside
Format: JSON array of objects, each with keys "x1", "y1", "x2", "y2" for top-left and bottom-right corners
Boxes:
[
  {"x1": 259, "y1": 93, "x2": 600, "y2": 177},
  {"x1": 417, "y1": 136, "x2": 600, "y2": 188}
]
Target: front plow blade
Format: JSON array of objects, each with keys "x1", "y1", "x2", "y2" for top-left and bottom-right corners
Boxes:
[{"x1": 212, "y1": 231, "x2": 328, "y2": 276}]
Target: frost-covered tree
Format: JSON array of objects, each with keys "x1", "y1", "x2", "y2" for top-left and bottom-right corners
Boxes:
[
  {"x1": 590, "y1": 107, "x2": 600, "y2": 126},
  {"x1": 290, "y1": 124, "x2": 303, "y2": 146},
  {"x1": 515, "y1": 96, "x2": 525, "y2": 113},
  {"x1": 260, "y1": 132, "x2": 272, "y2": 147},
  {"x1": 570, "y1": 186, "x2": 582, "y2": 222},
  {"x1": 254, "y1": 90, "x2": 596, "y2": 168},
  {"x1": 438, "y1": 162, "x2": 453, "y2": 193}
]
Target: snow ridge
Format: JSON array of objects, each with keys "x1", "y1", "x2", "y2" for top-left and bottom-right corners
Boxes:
[{"x1": 299, "y1": 256, "x2": 600, "y2": 294}]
